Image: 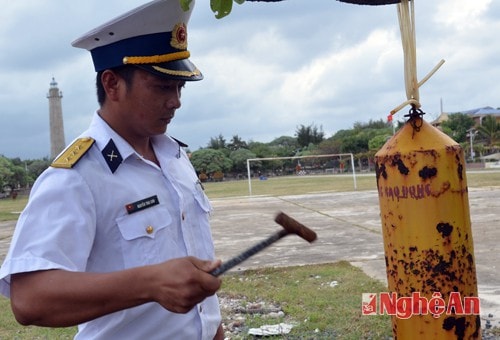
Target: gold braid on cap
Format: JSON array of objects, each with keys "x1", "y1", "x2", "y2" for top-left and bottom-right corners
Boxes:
[
  {"x1": 122, "y1": 51, "x2": 190, "y2": 65},
  {"x1": 151, "y1": 66, "x2": 201, "y2": 77}
]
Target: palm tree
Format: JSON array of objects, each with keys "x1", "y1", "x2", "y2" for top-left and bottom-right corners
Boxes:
[{"x1": 476, "y1": 115, "x2": 499, "y2": 147}]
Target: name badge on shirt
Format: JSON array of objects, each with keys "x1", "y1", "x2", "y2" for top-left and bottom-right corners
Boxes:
[{"x1": 125, "y1": 195, "x2": 159, "y2": 214}]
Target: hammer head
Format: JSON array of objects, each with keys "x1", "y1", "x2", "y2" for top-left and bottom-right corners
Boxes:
[{"x1": 274, "y1": 211, "x2": 317, "y2": 243}]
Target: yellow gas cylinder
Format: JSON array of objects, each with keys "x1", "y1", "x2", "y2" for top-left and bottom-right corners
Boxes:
[{"x1": 374, "y1": 112, "x2": 481, "y2": 339}]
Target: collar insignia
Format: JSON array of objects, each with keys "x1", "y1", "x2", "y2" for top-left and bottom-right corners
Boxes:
[
  {"x1": 102, "y1": 139, "x2": 123, "y2": 173},
  {"x1": 172, "y1": 137, "x2": 188, "y2": 148}
]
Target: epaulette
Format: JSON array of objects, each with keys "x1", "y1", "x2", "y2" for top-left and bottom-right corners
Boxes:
[{"x1": 51, "y1": 137, "x2": 95, "y2": 169}]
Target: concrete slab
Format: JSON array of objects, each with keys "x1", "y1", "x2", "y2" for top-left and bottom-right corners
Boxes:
[{"x1": 208, "y1": 188, "x2": 500, "y2": 331}]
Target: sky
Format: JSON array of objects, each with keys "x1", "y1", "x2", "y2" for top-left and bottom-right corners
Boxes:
[{"x1": 1, "y1": 0, "x2": 499, "y2": 160}]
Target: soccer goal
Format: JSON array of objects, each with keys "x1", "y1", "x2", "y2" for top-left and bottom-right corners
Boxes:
[{"x1": 246, "y1": 153, "x2": 357, "y2": 196}]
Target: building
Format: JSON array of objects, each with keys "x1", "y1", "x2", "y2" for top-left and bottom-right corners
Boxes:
[
  {"x1": 47, "y1": 78, "x2": 66, "y2": 159},
  {"x1": 457, "y1": 106, "x2": 500, "y2": 126},
  {"x1": 431, "y1": 106, "x2": 500, "y2": 129}
]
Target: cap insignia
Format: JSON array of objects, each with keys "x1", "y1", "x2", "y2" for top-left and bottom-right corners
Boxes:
[{"x1": 171, "y1": 23, "x2": 187, "y2": 50}]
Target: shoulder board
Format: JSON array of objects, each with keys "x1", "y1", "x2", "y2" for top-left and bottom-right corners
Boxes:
[{"x1": 51, "y1": 137, "x2": 95, "y2": 169}]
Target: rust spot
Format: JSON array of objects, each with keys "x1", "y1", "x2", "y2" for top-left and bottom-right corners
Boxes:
[
  {"x1": 392, "y1": 157, "x2": 409, "y2": 175},
  {"x1": 473, "y1": 315, "x2": 481, "y2": 338},
  {"x1": 442, "y1": 316, "x2": 466, "y2": 340},
  {"x1": 433, "y1": 258, "x2": 451, "y2": 274},
  {"x1": 425, "y1": 278, "x2": 437, "y2": 291},
  {"x1": 375, "y1": 162, "x2": 387, "y2": 180},
  {"x1": 461, "y1": 245, "x2": 467, "y2": 255},
  {"x1": 442, "y1": 316, "x2": 455, "y2": 331},
  {"x1": 457, "y1": 163, "x2": 464, "y2": 181},
  {"x1": 466, "y1": 253, "x2": 474, "y2": 266},
  {"x1": 416, "y1": 149, "x2": 439, "y2": 159},
  {"x1": 436, "y1": 223, "x2": 453, "y2": 237},
  {"x1": 418, "y1": 166, "x2": 437, "y2": 180}
]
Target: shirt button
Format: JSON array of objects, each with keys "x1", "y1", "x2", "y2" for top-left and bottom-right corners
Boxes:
[
  {"x1": 146, "y1": 226, "x2": 154, "y2": 234},
  {"x1": 181, "y1": 212, "x2": 186, "y2": 221},
  {"x1": 199, "y1": 305, "x2": 203, "y2": 313}
]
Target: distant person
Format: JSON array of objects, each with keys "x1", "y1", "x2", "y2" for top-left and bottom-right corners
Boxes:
[{"x1": 0, "y1": 0, "x2": 224, "y2": 339}]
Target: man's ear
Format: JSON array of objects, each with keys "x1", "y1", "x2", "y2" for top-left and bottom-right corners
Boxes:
[{"x1": 100, "y1": 70, "x2": 124, "y2": 102}]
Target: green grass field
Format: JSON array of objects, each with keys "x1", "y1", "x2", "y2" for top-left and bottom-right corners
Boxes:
[
  {"x1": 0, "y1": 170, "x2": 498, "y2": 338},
  {"x1": 205, "y1": 170, "x2": 500, "y2": 199},
  {"x1": 2, "y1": 171, "x2": 499, "y2": 219}
]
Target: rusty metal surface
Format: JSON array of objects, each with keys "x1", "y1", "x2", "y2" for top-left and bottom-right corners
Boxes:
[{"x1": 374, "y1": 117, "x2": 482, "y2": 337}]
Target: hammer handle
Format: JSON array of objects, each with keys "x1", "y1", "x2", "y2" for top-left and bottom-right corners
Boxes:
[{"x1": 210, "y1": 229, "x2": 288, "y2": 276}]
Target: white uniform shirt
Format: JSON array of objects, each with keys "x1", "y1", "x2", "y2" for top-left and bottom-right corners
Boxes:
[{"x1": 0, "y1": 112, "x2": 221, "y2": 339}]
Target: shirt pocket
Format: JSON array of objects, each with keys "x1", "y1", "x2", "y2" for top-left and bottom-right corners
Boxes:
[
  {"x1": 116, "y1": 205, "x2": 172, "y2": 240},
  {"x1": 193, "y1": 181, "x2": 212, "y2": 214},
  {"x1": 115, "y1": 205, "x2": 176, "y2": 267},
  {"x1": 189, "y1": 182, "x2": 215, "y2": 258}
]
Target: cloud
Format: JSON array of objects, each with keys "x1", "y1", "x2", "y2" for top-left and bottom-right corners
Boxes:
[
  {"x1": 435, "y1": 0, "x2": 491, "y2": 30},
  {"x1": 1, "y1": 1, "x2": 499, "y2": 159}
]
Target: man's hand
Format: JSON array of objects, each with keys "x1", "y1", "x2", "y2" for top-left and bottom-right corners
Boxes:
[{"x1": 148, "y1": 257, "x2": 222, "y2": 313}]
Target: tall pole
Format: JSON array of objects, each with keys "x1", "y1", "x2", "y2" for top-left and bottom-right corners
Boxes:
[
  {"x1": 467, "y1": 128, "x2": 476, "y2": 161},
  {"x1": 247, "y1": 159, "x2": 252, "y2": 196}
]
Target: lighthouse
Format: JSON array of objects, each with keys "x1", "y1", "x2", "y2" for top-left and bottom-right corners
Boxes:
[{"x1": 47, "y1": 78, "x2": 66, "y2": 159}]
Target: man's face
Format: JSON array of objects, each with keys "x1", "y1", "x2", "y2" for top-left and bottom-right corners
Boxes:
[{"x1": 120, "y1": 69, "x2": 186, "y2": 138}]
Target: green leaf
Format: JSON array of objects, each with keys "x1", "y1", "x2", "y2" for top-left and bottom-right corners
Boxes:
[
  {"x1": 211, "y1": 0, "x2": 234, "y2": 19},
  {"x1": 179, "y1": 0, "x2": 193, "y2": 11}
]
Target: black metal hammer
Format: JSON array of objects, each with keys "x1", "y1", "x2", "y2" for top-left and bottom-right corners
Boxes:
[{"x1": 210, "y1": 211, "x2": 317, "y2": 276}]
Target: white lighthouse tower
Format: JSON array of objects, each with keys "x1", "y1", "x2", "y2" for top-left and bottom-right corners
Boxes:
[{"x1": 47, "y1": 77, "x2": 66, "y2": 159}]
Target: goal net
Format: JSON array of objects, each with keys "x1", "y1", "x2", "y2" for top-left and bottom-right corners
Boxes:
[{"x1": 246, "y1": 153, "x2": 357, "y2": 196}]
